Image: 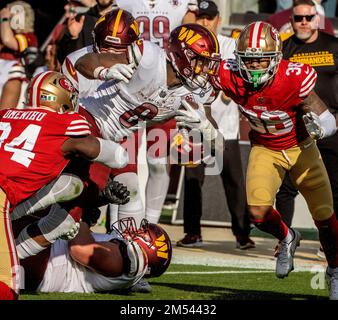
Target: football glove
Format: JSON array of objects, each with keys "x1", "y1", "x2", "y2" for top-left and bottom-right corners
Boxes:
[
  {"x1": 175, "y1": 100, "x2": 217, "y2": 141},
  {"x1": 302, "y1": 111, "x2": 323, "y2": 140},
  {"x1": 100, "y1": 179, "x2": 130, "y2": 205},
  {"x1": 96, "y1": 63, "x2": 135, "y2": 83},
  {"x1": 127, "y1": 41, "x2": 143, "y2": 67}
]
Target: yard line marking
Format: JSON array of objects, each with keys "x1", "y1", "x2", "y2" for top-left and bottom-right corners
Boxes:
[{"x1": 166, "y1": 270, "x2": 273, "y2": 275}]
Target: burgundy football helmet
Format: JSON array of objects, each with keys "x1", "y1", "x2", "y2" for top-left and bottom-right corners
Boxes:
[
  {"x1": 92, "y1": 8, "x2": 140, "y2": 53},
  {"x1": 114, "y1": 218, "x2": 172, "y2": 278},
  {"x1": 167, "y1": 23, "x2": 221, "y2": 89}
]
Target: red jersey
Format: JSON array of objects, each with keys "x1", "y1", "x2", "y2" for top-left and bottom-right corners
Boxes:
[
  {"x1": 0, "y1": 32, "x2": 38, "y2": 60},
  {"x1": 218, "y1": 59, "x2": 317, "y2": 150},
  {"x1": 0, "y1": 108, "x2": 91, "y2": 207}
]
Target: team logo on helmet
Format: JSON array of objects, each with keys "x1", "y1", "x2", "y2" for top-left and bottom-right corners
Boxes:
[
  {"x1": 178, "y1": 27, "x2": 202, "y2": 45},
  {"x1": 270, "y1": 26, "x2": 279, "y2": 41},
  {"x1": 154, "y1": 234, "x2": 170, "y2": 259},
  {"x1": 59, "y1": 78, "x2": 75, "y2": 93}
]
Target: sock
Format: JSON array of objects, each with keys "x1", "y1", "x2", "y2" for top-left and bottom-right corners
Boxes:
[
  {"x1": 252, "y1": 208, "x2": 289, "y2": 241},
  {"x1": 314, "y1": 213, "x2": 338, "y2": 268},
  {"x1": 15, "y1": 226, "x2": 45, "y2": 259},
  {"x1": 145, "y1": 159, "x2": 170, "y2": 224},
  {"x1": 0, "y1": 281, "x2": 18, "y2": 300},
  {"x1": 145, "y1": 208, "x2": 162, "y2": 224}
]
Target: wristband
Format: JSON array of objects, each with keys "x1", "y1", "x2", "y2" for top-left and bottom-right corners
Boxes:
[{"x1": 93, "y1": 66, "x2": 106, "y2": 79}]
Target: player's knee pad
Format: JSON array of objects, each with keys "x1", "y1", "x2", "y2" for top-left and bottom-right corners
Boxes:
[
  {"x1": 147, "y1": 157, "x2": 168, "y2": 173},
  {"x1": 11, "y1": 174, "x2": 84, "y2": 221},
  {"x1": 310, "y1": 204, "x2": 334, "y2": 221},
  {"x1": 37, "y1": 204, "x2": 78, "y2": 243}
]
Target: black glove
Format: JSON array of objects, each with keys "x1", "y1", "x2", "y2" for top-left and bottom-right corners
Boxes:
[{"x1": 99, "y1": 179, "x2": 130, "y2": 206}]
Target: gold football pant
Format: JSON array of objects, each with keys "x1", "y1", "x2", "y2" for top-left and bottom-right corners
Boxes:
[
  {"x1": 0, "y1": 188, "x2": 20, "y2": 293},
  {"x1": 246, "y1": 138, "x2": 333, "y2": 221}
]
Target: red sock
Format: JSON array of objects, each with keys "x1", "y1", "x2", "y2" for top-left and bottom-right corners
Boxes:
[
  {"x1": 314, "y1": 214, "x2": 338, "y2": 268},
  {"x1": 252, "y1": 208, "x2": 289, "y2": 241},
  {"x1": 0, "y1": 281, "x2": 18, "y2": 300}
]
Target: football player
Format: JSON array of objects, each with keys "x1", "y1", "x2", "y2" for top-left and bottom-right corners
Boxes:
[
  {"x1": 114, "y1": 0, "x2": 199, "y2": 227},
  {"x1": 15, "y1": 218, "x2": 172, "y2": 293},
  {"x1": 177, "y1": 21, "x2": 338, "y2": 300},
  {"x1": 63, "y1": 9, "x2": 221, "y2": 230},
  {"x1": 0, "y1": 70, "x2": 128, "y2": 300}
]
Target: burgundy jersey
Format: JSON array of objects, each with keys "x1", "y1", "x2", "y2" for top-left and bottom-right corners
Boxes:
[
  {"x1": 0, "y1": 108, "x2": 91, "y2": 207},
  {"x1": 218, "y1": 59, "x2": 317, "y2": 150}
]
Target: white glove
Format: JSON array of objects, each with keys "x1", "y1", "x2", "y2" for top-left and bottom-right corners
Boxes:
[
  {"x1": 188, "y1": 0, "x2": 199, "y2": 11},
  {"x1": 303, "y1": 111, "x2": 323, "y2": 140},
  {"x1": 58, "y1": 222, "x2": 80, "y2": 240},
  {"x1": 127, "y1": 41, "x2": 143, "y2": 67},
  {"x1": 95, "y1": 63, "x2": 135, "y2": 83},
  {"x1": 175, "y1": 100, "x2": 217, "y2": 141}
]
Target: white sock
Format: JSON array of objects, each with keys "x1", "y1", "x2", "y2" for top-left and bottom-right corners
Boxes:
[
  {"x1": 145, "y1": 208, "x2": 162, "y2": 224},
  {"x1": 282, "y1": 228, "x2": 293, "y2": 243},
  {"x1": 16, "y1": 226, "x2": 45, "y2": 259},
  {"x1": 114, "y1": 172, "x2": 145, "y2": 228},
  {"x1": 145, "y1": 159, "x2": 170, "y2": 224}
]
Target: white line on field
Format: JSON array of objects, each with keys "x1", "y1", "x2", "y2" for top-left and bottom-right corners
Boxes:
[{"x1": 166, "y1": 270, "x2": 273, "y2": 275}]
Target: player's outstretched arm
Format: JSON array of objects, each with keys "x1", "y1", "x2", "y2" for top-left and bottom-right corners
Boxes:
[
  {"x1": 61, "y1": 135, "x2": 128, "y2": 169},
  {"x1": 300, "y1": 91, "x2": 337, "y2": 139}
]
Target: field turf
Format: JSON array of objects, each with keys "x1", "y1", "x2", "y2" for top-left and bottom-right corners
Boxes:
[{"x1": 20, "y1": 264, "x2": 329, "y2": 300}]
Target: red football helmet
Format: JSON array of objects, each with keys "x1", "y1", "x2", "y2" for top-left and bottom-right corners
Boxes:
[
  {"x1": 167, "y1": 23, "x2": 221, "y2": 89},
  {"x1": 92, "y1": 8, "x2": 140, "y2": 53},
  {"x1": 115, "y1": 218, "x2": 172, "y2": 278}
]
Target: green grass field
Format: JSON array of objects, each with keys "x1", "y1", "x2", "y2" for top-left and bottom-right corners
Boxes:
[{"x1": 20, "y1": 264, "x2": 329, "y2": 300}]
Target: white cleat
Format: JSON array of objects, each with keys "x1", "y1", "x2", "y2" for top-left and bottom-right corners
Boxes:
[
  {"x1": 275, "y1": 228, "x2": 301, "y2": 279},
  {"x1": 326, "y1": 267, "x2": 338, "y2": 300},
  {"x1": 130, "y1": 278, "x2": 152, "y2": 293}
]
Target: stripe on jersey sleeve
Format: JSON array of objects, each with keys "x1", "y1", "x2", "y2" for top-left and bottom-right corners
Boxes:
[
  {"x1": 299, "y1": 69, "x2": 317, "y2": 98},
  {"x1": 65, "y1": 119, "x2": 91, "y2": 136}
]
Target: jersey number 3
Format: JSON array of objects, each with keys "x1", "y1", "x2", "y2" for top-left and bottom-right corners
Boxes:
[{"x1": 0, "y1": 122, "x2": 41, "y2": 168}]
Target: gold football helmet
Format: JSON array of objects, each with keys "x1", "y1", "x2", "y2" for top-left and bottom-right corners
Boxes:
[
  {"x1": 234, "y1": 21, "x2": 282, "y2": 86},
  {"x1": 26, "y1": 71, "x2": 78, "y2": 113}
]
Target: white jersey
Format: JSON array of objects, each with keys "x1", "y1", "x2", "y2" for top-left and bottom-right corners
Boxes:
[
  {"x1": 115, "y1": 0, "x2": 195, "y2": 48},
  {"x1": 61, "y1": 45, "x2": 102, "y2": 99},
  {"x1": 77, "y1": 41, "x2": 213, "y2": 141},
  {"x1": 211, "y1": 35, "x2": 239, "y2": 140},
  {"x1": 37, "y1": 232, "x2": 145, "y2": 293}
]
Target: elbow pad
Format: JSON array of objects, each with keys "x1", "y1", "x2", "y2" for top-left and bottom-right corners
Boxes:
[
  {"x1": 93, "y1": 138, "x2": 129, "y2": 169},
  {"x1": 320, "y1": 110, "x2": 337, "y2": 138}
]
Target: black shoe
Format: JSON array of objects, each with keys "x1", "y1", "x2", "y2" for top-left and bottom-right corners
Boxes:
[{"x1": 236, "y1": 236, "x2": 255, "y2": 250}]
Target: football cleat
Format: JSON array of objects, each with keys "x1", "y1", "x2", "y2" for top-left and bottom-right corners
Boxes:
[
  {"x1": 130, "y1": 278, "x2": 152, "y2": 293},
  {"x1": 275, "y1": 228, "x2": 301, "y2": 278},
  {"x1": 326, "y1": 266, "x2": 338, "y2": 300}
]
